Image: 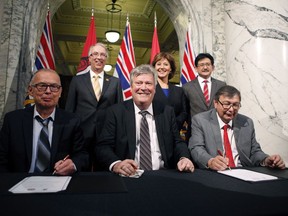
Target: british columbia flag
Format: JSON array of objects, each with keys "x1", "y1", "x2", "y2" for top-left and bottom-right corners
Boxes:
[
  {"x1": 180, "y1": 26, "x2": 197, "y2": 85},
  {"x1": 34, "y1": 10, "x2": 55, "y2": 71},
  {"x1": 114, "y1": 18, "x2": 135, "y2": 100}
]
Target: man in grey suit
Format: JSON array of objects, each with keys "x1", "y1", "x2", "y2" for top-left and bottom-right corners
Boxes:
[
  {"x1": 189, "y1": 85, "x2": 285, "y2": 170},
  {"x1": 95, "y1": 64, "x2": 194, "y2": 176},
  {"x1": 183, "y1": 53, "x2": 226, "y2": 118},
  {"x1": 65, "y1": 43, "x2": 123, "y2": 170},
  {"x1": 183, "y1": 53, "x2": 226, "y2": 141}
]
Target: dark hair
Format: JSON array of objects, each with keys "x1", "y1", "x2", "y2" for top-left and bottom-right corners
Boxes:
[
  {"x1": 195, "y1": 53, "x2": 214, "y2": 67},
  {"x1": 214, "y1": 85, "x2": 241, "y2": 101},
  {"x1": 151, "y1": 52, "x2": 176, "y2": 80}
]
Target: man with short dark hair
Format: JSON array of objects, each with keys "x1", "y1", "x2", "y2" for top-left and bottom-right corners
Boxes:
[{"x1": 189, "y1": 85, "x2": 285, "y2": 170}]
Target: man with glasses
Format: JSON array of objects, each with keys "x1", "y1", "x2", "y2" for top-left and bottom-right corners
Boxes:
[
  {"x1": 65, "y1": 43, "x2": 122, "y2": 170},
  {"x1": 0, "y1": 69, "x2": 89, "y2": 174},
  {"x1": 189, "y1": 85, "x2": 285, "y2": 170},
  {"x1": 183, "y1": 53, "x2": 226, "y2": 141}
]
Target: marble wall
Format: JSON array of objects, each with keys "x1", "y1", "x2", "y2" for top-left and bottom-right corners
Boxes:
[
  {"x1": 0, "y1": 0, "x2": 287, "y2": 164},
  {"x1": 225, "y1": 0, "x2": 288, "y2": 163}
]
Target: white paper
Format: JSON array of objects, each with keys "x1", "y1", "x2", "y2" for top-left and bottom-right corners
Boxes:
[
  {"x1": 120, "y1": 169, "x2": 144, "y2": 178},
  {"x1": 218, "y1": 169, "x2": 278, "y2": 182},
  {"x1": 9, "y1": 176, "x2": 72, "y2": 194}
]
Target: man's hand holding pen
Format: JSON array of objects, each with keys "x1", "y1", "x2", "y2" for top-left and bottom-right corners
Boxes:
[
  {"x1": 53, "y1": 155, "x2": 76, "y2": 175},
  {"x1": 207, "y1": 150, "x2": 231, "y2": 171}
]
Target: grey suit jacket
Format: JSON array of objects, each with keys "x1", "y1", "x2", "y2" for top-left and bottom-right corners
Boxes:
[
  {"x1": 65, "y1": 71, "x2": 123, "y2": 140},
  {"x1": 182, "y1": 77, "x2": 226, "y2": 117},
  {"x1": 189, "y1": 109, "x2": 268, "y2": 168}
]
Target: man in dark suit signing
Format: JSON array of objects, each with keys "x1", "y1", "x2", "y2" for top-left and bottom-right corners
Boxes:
[
  {"x1": 65, "y1": 43, "x2": 123, "y2": 170},
  {"x1": 95, "y1": 64, "x2": 194, "y2": 176},
  {"x1": 0, "y1": 69, "x2": 88, "y2": 174},
  {"x1": 189, "y1": 85, "x2": 285, "y2": 170}
]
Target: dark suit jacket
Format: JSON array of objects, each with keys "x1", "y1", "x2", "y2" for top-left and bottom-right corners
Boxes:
[
  {"x1": 182, "y1": 77, "x2": 226, "y2": 117},
  {"x1": 0, "y1": 106, "x2": 89, "y2": 172},
  {"x1": 189, "y1": 109, "x2": 268, "y2": 168},
  {"x1": 153, "y1": 83, "x2": 188, "y2": 131},
  {"x1": 95, "y1": 100, "x2": 191, "y2": 171},
  {"x1": 65, "y1": 72, "x2": 123, "y2": 140}
]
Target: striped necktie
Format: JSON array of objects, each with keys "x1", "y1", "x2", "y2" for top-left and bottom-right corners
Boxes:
[
  {"x1": 35, "y1": 116, "x2": 51, "y2": 172},
  {"x1": 93, "y1": 75, "x2": 101, "y2": 101},
  {"x1": 203, "y1": 80, "x2": 210, "y2": 105},
  {"x1": 139, "y1": 111, "x2": 152, "y2": 170}
]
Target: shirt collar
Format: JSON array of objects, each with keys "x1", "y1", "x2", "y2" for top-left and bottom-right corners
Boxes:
[
  {"x1": 90, "y1": 70, "x2": 104, "y2": 80},
  {"x1": 216, "y1": 112, "x2": 232, "y2": 129},
  {"x1": 33, "y1": 106, "x2": 56, "y2": 121},
  {"x1": 198, "y1": 76, "x2": 212, "y2": 83},
  {"x1": 133, "y1": 102, "x2": 154, "y2": 116}
]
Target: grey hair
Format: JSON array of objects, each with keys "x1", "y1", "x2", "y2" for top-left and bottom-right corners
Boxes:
[
  {"x1": 88, "y1": 42, "x2": 109, "y2": 58},
  {"x1": 130, "y1": 64, "x2": 158, "y2": 86}
]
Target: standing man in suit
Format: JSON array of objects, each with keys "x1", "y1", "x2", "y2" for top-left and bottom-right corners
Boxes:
[
  {"x1": 95, "y1": 64, "x2": 194, "y2": 176},
  {"x1": 183, "y1": 53, "x2": 226, "y2": 117},
  {"x1": 189, "y1": 85, "x2": 285, "y2": 170},
  {"x1": 65, "y1": 43, "x2": 123, "y2": 170},
  {"x1": 183, "y1": 53, "x2": 226, "y2": 140},
  {"x1": 0, "y1": 69, "x2": 89, "y2": 174}
]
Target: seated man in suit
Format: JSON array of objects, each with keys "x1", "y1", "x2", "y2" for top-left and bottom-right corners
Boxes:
[
  {"x1": 0, "y1": 69, "x2": 89, "y2": 175},
  {"x1": 189, "y1": 85, "x2": 286, "y2": 170},
  {"x1": 95, "y1": 64, "x2": 194, "y2": 176}
]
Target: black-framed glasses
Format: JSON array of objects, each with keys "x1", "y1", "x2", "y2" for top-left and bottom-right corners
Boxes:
[
  {"x1": 218, "y1": 100, "x2": 241, "y2": 110},
  {"x1": 31, "y1": 83, "x2": 62, "y2": 92}
]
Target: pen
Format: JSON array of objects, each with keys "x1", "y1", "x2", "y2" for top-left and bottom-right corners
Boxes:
[
  {"x1": 217, "y1": 149, "x2": 231, "y2": 170},
  {"x1": 52, "y1": 154, "x2": 69, "y2": 175}
]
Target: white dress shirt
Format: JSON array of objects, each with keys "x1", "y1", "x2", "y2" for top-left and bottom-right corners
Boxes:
[{"x1": 216, "y1": 113, "x2": 242, "y2": 167}]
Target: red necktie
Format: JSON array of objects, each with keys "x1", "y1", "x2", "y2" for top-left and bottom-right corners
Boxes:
[
  {"x1": 203, "y1": 80, "x2": 209, "y2": 105},
  {"x1": 223, "y1": 124, "x2": 235, "y2": 167}
]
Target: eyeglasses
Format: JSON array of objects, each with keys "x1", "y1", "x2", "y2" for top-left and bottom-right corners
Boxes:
[
  {"x1": 31, "y1": 83, "x2": 62, "y2": 92},
  {"x1": 218, "y1": 100, "x2": 241, "y2": 110},
  {"x1": 90, "y1": 52, "x2": 107, "y2": 58},
  {"x1": 197, "y1": 63, "x2": 212, "y2": 67}
]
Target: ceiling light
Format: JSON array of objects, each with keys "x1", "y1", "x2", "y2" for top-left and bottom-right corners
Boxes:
[
  {"x1": 104, "y1": 64, "x2": 113, "y2": 72},
  {"x1": 105, "y1": 0, "x2": 122, "y2": 43}
]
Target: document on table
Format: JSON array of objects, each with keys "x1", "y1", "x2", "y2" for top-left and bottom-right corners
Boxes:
[
  {"x1": 218, "y1": 169, "x2": 278, "y2": 182},
  {"x1": 9, "y1": 176, "x2": 72, "y2": 194}
]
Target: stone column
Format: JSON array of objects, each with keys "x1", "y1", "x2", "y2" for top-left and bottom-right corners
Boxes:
[
  {"x1": 225, "y1": 0, "x2": 288, "y2": 163},
  {"x1": 0, "y1": 0, "x2": 64, "y2": 125}
]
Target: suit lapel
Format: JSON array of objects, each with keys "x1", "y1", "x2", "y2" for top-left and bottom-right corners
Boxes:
[
  {"x1": 153, "y1": 102, "x2": 167, "y2": 163},
  {"x1": 23, "y1": 107, "x2": 34, "y2": 167},
  {"x1": 83, "y1": 72, "x2": 97, "y2": 101},
  {"x1": 194, "y1": 78, "x2": 207, "y2": 106},
  {"x1": 51, "y1": 109, "x2": 64, "y2": 163},
  {"x1": 232, "y1": 116, "x2": 253, "y2": 166},
  {"x1": 102, "y1": 73, "x2": 111, "y2": 97},
  {"x1": 124, "y1": 101, "x2": 137, "y2": 158},
  {"x1": 210, "y1": 109, "x2": 223, "y2": 151}
]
